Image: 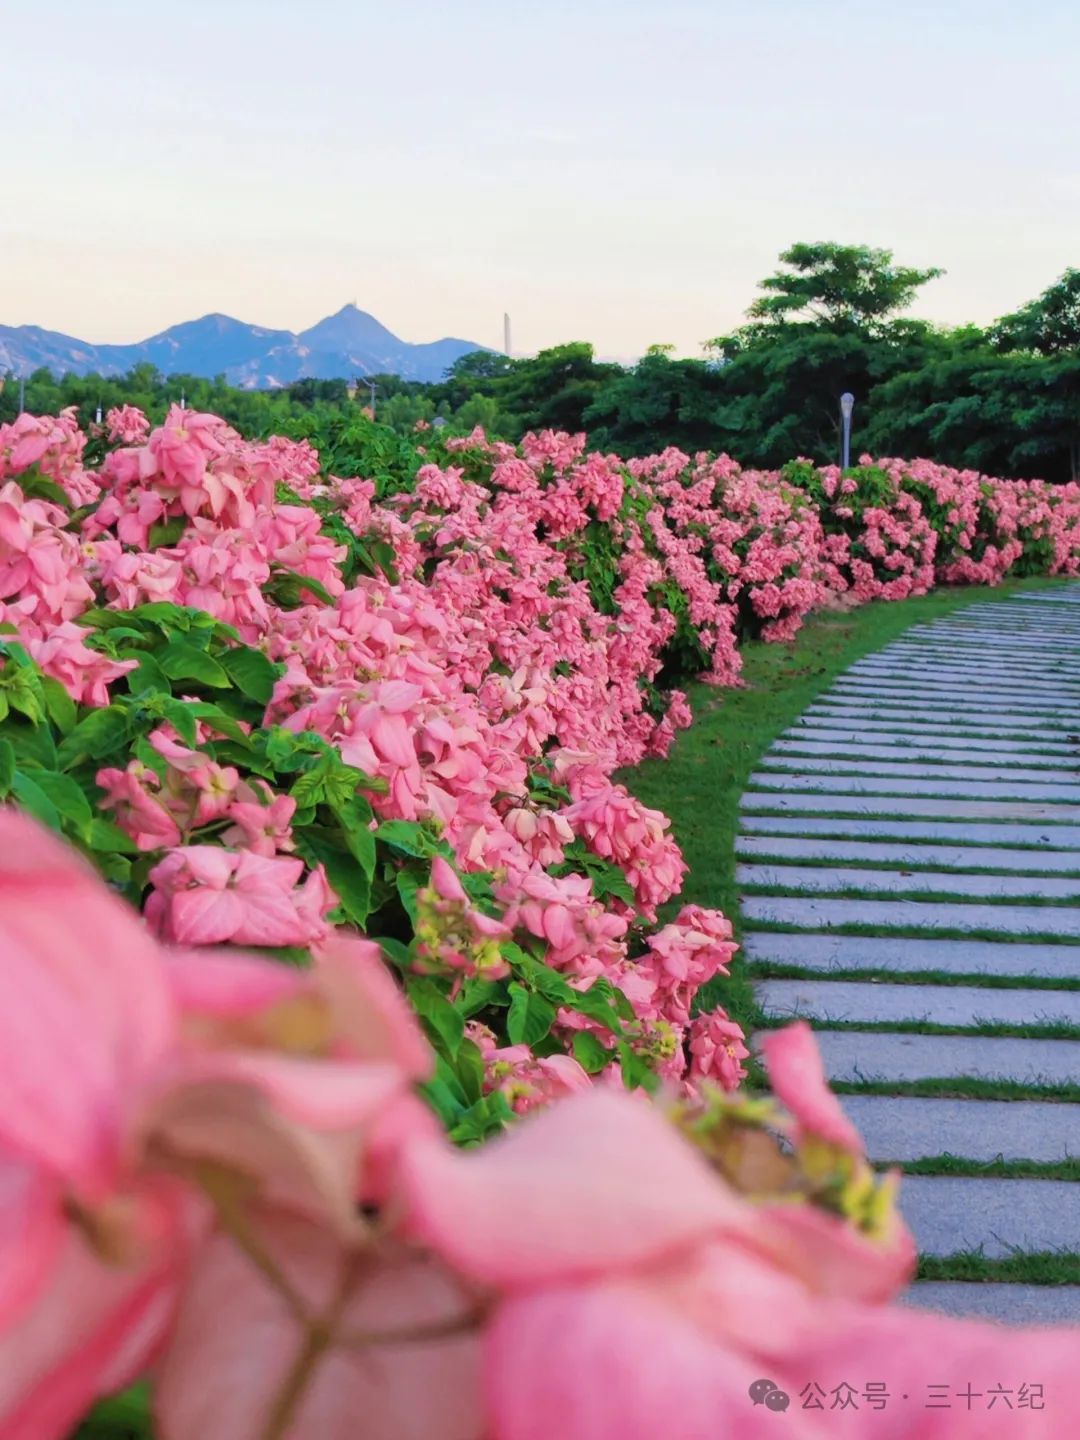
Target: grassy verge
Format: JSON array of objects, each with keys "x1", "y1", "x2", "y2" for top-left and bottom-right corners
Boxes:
[{"x1": 621, "y1": 577, "x2": 1072, "y2": 1037}]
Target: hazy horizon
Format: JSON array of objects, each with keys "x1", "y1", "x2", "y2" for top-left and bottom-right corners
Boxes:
[{"x1": 4, "y1": 0, "x2": 1079, "y2": 359}]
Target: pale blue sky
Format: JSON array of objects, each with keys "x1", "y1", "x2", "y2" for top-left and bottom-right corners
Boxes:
[{"x1": 2, "y1": 0, "x2": 1078, "y2": 357}]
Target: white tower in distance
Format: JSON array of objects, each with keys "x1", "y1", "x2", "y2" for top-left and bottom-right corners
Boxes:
[{"x1": 503, "y1": 312, "x2": 512, "y2": 358}]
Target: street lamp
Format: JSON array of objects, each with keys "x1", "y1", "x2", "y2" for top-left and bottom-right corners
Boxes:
[
  {"x1": 839, "y1": 392, "x2": 855, "y2": 470},
  {"x1": 361, "y1": 379, "x2": 377, "y2": 415}
]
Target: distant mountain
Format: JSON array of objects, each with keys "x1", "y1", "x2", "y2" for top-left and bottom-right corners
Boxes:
[{"x1": 0, "y1": 305, "x2": 488, "y2": 387}]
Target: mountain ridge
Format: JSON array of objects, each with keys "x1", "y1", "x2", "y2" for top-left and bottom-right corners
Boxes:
[{"x1": 0, "y1": 304, "x2": 487, "y2": 387}]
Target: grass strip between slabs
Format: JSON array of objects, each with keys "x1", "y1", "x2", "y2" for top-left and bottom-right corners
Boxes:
[
  {"x1": 747, "y1": 963, "x2": 1080, "y2": 990},
  {"x1": 836, "y1": 1078, "x2": 1080, "y2": 1104},
  {"x1": 915, "y1": 1253, "x2": 1080, "y2": 1285},
  {"x1": 889, "y1": 1154, "x2": 1080, "y2": 1180}
]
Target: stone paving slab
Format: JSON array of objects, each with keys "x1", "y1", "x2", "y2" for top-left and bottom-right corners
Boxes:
[
  {"x1": 783, "y1": 726, "x2": 1078, "y2": 756},
  {"x1": 773, "y1": 738, "x2": 1070, "y2": 767},
  {"x1": 886, "y1": 641, "x2": 1080, "y2": 664},
  {"x1": 758, "y1": 756, "x2": 1079, "y2": 784},
  {"x1": 829, "y1": 679, "x2": 1080, "y2": 711},
  {"x1": 798, "y1": 712, "x2": 1080, "y2": 741},
  {"x1": 924, "y1": 626, "x2": 1080, "y2": 648},
  {"x1": 902, "y1": 1282, "x2": 1080, "y2": 1324},
  {"x1": 738, "y1": 862, "x2": 1080, "y2": 900},
  {"x1": 754, "y1": 978, "x2": 1080, "y2": 1024},
  {"x1": 846, "y1": 665, "x2": 1080, "y2": 695},
  {"x1": 806, "y1": 1029, "x2": 1080, "y2": 1084},
  {"x1": 741, "y1": 791, "x2": 1080, "y2": 821},
  {"x1": 840, "y1": 1095, "x2": 1080, "y2": 1163},
  {"x1": 915, "y1": 619, "x2": 1080, "y2": 642},
  {"x1": 936, "y1": 610, "x2": 1080, "y2": 626},
  {"x1": 808, "y1": 701, "x2": 1080, "y2": 731},
  {"x1": 853, "y1": 646, "x2": 1080, "y2": 670},
  {"x1": 736, "y1": 834, "x2": 1080, "y2": 874},
  {"x1": 867, "y1": 641, "x2": 1080, "y2": 666},
  {"x1": 880, "y1": 639, "x2": 1080, "y2": 664},
  {"x1": 834, "y1": 675, "x2": 1080, "y2": 705},
  {"x1": 815, "y1": 694, "x2": 1080, "y2": 722},
  {"x1": 899, "y1": 1176, "x2": 1080, "y2": 1257},
  {"x1": 748, "y1": 772, "x2": 1080, "y2": 803},
  {"x1": 741, "y1": 931, "x2": 1080, "y2": 980},
  {"x1": 740, "y1": 814, "x2": 1080, "y2": 848},
  {"x1": 744, "y1": 894, "x2": 1080, "y2": 937},
  {"x1": 882, "y1": 657, "x2": 1080, "y2": 683}
]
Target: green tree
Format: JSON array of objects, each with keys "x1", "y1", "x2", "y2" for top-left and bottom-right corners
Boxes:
[{"x1": 741, "y1": 242, "x2": 944, "y2": 335}]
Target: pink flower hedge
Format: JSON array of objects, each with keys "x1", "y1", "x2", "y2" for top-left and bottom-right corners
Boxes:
[{"x1": 3, "y1": 405, "x2": 1080, "y2": 1433}]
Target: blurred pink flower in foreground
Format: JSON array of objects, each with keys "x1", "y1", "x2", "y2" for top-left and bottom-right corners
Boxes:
[{"x1": 2, "y1": 812, "x2": 1078, "y2": 1440}]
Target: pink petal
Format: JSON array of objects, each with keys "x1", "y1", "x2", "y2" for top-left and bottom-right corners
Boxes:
[
  {"x1": 759, "y1": 1021, "x2": 864, "y2": 1154},
  {"x1": 155, "y1": 1214, "x2": 482, "y2": 1440},
  {"x1": 169, "y1": 887, "x2": 247, "y2": 946},
  {"x1": 399, "y1": 1089, "x2": 754, "y2": 1287},
  {"x1": 0, "y1": 814, "x2": 173, "y2": 1191},
  {"x1": 316, "y1": 937, "x2": 433, "y2": 1080}
]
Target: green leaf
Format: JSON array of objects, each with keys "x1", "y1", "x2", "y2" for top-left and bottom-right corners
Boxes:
[
  {"x1": 453, "y1": 1037, "x2": 487, "y2": 1105},
  {"x1": 146, "y1": 700, "x2": 194, "y2": 749},
  {"x1": 395, "y1": 867, "x2": 422, "y2": 921},
  {"x1": 125, "y1": 653, "x2": 171, "y2": 697},
  {"x1": 87, "y1": 817, "x2": 141, "y2": 854},
  {"x1": 448, "y1": 1092, "x2": 513, "y2": 1145},
  {"x1": 583, "y1": 856, "x2": 636, "y2": 907},
  {"x1": 507, "y1": 950, "x2": 575, "y2": 1004},
  {"x1": 182, "y1": 702, "x2": 253, "y2": 746},
  {"x1": 30, "y1": 771, "x2": 93, "y2": 834},
  {"x1": 57, "y1": 706, "x2": 130, "y2": 768},
  {"x1": 374, "y1": 819, "x2": 445, "y2": 858},
  {"x1": 73, "y1": 1381, "x2": 152, "y2": 1439},
  {"x1": 565, "y1": 982, "x2": 623, "y2": 1036},
  {"x1": 147, "y1": 516, "x2": 188, "y2": 548},
  {"x1": 573, "y1": 1031, "x2": 614, "y2": 1074},
  {"x1": 11, "y1": 771, "x2": 60, "y2": 831},
  {"x1": 126, "y1": 602, "x2": 196, "y2": 631},
  {"x1": 293, "y1": 828, "x2": 373, "y2": 928},
  {"x1": 160, "y1": 643, "x2": 232, "y2": 689},
  {"x1": 0, "y1": 738, "x2": 14, "y2": 797},
  {"x1": 457, "y1": 976, "x2": 508, "y2": 1018},
  {"x1": 271, "y1": 568, "x2": 336, "y2": 605},
  {"x1": 506, "y1": 983, "x2": 556, "y2": 1048},
  {"x1": 221, "y1": 645, "x2": 280, "y2": 704},
  {"x1": 16, "y1": 471, "x2": 71, "y2": 508},
  {"x1": 336, "y1": 799, "x2": 377, "y2": 881},
  {"x1": 407, "y1": 977, "x2": 464, "y2": 1058},
  {"x1": 40, "y1": 676, "x2": 77, "y2": 734}
]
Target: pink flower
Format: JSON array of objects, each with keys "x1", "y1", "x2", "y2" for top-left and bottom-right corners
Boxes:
[
  {"x1": 760, "y1": 1020, "x2": 864, "y2": 1153},
  {"x1": 145, "y1": 847, "x2": 334, "y2": 949},
  {"x1": 0, "y1": 813, "x2": 435, "y2": 1440}
]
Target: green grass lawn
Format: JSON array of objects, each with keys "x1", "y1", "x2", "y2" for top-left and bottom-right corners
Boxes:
[{"x1": 621, "y1": 576, "x2": 1073, "y2": 1041}]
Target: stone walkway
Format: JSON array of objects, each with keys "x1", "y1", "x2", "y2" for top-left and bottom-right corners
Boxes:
[{"x1": 738, "y1": 587, "x2": 1080, "y2": 1324}]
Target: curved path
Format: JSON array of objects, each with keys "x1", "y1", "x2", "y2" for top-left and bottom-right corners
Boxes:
[{"x1": 738, "y1": 585, "x2": 1080, "y2": 1324}]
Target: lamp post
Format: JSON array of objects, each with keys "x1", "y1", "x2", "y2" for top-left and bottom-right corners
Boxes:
[
  {"x1": 18, "y1": 377, "x2": 25, "y2": 415},
  {"x1": 362, "y1": 379, "x2": 377, "y2": 416},
  {"x1": 839, "y1": 392, "x2": 855, "y2": 470}
]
